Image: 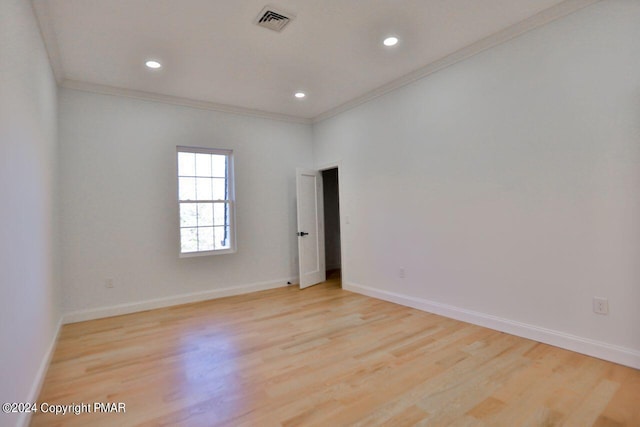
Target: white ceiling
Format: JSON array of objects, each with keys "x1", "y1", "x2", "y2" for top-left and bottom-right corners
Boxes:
[{"x1": 34, "y1": 0, "x2": 589, "y2": 122}]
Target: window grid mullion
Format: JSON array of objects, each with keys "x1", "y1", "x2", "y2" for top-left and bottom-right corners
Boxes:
[{"x1": 178, "y1": 149, "x2": 234, "y2": 254}]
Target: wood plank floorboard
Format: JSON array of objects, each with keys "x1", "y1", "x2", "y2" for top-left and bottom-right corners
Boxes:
[{"x1": 31, "y1": 272, "x2": 640, "y2": 426}]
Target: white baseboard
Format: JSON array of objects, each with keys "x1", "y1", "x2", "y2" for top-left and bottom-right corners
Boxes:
[
  {"x1": 344, "y1": 281, "x2": 640, "y2": 370},
  {"x1": 63, "y1": 277, "x2": 297, "y2": 324},
  {"x1": 18, "y1": 316, "x2": 64, "y2": 427}
]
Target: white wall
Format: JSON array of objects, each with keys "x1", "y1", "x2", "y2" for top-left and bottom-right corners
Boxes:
[
  {"x1": 59, "y1": 89, "x2": 313, "y2": 315},
  {"x1": 0, "y1": 0, "x2": 61, "y2": 425},
  {"x1": 313, "y1": 0, "x2": 640, "y2": 365}
]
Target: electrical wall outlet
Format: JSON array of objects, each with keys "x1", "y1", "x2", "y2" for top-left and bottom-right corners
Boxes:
[
  {"x1": 593, "y1": 297, "x2": 608, "y2": 315},
  {"x1": 105, "y1": 279, "x2": 114, "y2": 289},
  {"x1": 399, "y1": 268, "x2": 405, "y2": 279}
]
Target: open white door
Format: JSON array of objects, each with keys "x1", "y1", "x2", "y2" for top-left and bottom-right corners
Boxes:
[{"x1": 296, "y1": 168, "x2": 326, "y2": 289}]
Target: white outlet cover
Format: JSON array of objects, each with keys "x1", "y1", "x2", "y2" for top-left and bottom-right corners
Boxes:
[{"x1": 593, "y1": 297, "x2": 609, "y2": 315}]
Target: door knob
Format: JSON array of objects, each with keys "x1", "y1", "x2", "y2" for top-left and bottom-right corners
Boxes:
[{"x1": 297, "y1": 231, "x2": 309, "y2": 236}]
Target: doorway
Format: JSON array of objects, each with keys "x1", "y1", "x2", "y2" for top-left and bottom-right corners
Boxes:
[
  {"x1": 321, "y1": 168, "x2": 341, "y2": 285},
  {"x1": 295, "y1": 165, "x2": 343, "y2": 289}
]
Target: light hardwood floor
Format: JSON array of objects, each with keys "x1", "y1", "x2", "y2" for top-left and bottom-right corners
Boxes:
[{"x1": 32, "y1": 272, "x2": 639, "y2": 426}]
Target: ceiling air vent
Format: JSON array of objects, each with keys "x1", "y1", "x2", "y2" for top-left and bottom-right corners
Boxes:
[{"x1": 255, "y1": 6, "x2": 294, "y2": 32}]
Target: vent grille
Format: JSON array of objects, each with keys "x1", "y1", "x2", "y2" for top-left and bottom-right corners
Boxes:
[{"x1": 255, "y1": 6, "x2": 294, "y2": 32}]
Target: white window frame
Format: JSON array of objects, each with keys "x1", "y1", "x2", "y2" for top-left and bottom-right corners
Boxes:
[{"x1": 176, "y1": 146, "x2": 236, "y2": 257}]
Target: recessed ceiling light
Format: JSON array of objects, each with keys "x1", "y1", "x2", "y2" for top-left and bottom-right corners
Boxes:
[
  {"x1": 383, "y1": 36, "x2": 399, "y2": 47},
  {"x1": 145, "y1": 60, "x2": 162, "y2": 69},
  {"x1": 294, "y1": 92, "x2": 306, "y2": 99}
]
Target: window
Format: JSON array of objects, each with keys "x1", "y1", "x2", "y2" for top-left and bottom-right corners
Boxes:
[{"x1": 177, "y1": 147, "x2": 235, "y2": 255}]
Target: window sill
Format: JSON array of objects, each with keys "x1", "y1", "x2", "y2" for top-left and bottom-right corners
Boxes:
[{"x1": 179, "y1": 248, "x2": 237, "y2": 258}]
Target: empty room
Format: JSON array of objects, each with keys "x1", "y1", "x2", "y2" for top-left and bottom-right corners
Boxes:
[{"x1": 2, "y1": 0, "x2": 639, "y2": 426}]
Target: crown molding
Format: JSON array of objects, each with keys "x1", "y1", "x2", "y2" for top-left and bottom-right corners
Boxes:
[
  {"x1": 313, "y1": 0, "x2": 601, "y2": 124},
  {"x1": 60, "y1": 80, "x2": 312, "y2": 125},
  {"x1": 32, "y1": 0, "x2": 64, "y2": 84},
  {"x1": 36, "y1": 0, "x2": 599, "y2": 126}
]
